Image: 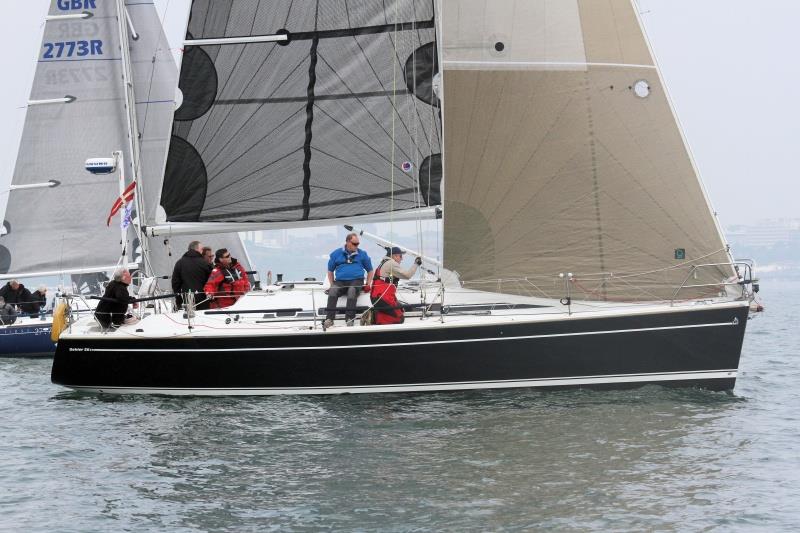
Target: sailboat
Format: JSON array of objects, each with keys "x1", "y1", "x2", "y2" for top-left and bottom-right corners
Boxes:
[
  {"x1": 0, "y1": 0, "x2": 250, "y2": 356},
  {"x1": 51, "y1": 0, "x2": 758, "y2": 394}
]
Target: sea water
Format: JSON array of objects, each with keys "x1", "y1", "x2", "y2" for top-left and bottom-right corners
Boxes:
[{"x1": 0, "y1": 281, "x2": 797, "y2": 532}]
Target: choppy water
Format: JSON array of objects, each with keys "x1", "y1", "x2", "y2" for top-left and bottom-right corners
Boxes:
[{"x1": 0, "y1": 282, "x2": 797, "y2": 532}]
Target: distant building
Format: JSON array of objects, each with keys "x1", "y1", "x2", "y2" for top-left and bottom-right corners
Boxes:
[{"x1": 727, "y1": 219, "x2": 800, "y2": 248}]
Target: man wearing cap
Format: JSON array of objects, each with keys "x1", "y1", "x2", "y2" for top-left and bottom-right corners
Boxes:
[
  {"x1": 368, "y1": 247, "x2": 421, "y2": 325},
  {"x1": 377, "y1": 247, "x2": 422, "y2": 284}
]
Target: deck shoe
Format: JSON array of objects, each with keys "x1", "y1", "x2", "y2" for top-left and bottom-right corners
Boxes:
[{"x1": 323, "y1": 318, "x2": 333, "y2": 330}]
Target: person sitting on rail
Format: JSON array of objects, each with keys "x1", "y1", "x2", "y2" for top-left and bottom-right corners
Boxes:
[
  {"x1": 204, "y1": 248, "x2": 251, "y2": 309},
  {"x1": 324, "y1": 232, "x2": 374, "y2": 328}
]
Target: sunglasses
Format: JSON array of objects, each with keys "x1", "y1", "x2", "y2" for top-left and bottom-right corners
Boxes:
[
  {"x1": 350, "y1": 241, "x2": 360, "y2": 246},
  {"x1": 222, "y1": 254, "x2": 231, "y2": 259}
]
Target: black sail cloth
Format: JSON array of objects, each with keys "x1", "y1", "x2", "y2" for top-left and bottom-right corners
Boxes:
[{"x1": 163, "y1": 0, "x2": 442, "y2": 224}]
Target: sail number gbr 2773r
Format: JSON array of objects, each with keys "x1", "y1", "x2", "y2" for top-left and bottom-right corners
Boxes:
[{"x1": 42, "y1": 40, "x2": 103, "y2": 59}]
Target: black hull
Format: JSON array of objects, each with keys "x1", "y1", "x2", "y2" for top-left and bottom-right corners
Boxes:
[{"x1": 51, "y1": 305, "x2": 749, "y2": 395}]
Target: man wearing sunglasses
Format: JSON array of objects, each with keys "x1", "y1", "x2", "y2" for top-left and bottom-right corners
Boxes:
[
  {"x1": 204, "y1": 248, "x2": 251, "y2": 309},
  {"x1": 325, "y1": 232, "x2": 374, "y2": 328}
]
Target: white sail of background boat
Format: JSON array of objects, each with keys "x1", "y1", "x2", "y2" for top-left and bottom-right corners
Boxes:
[
  {"x1": 0, "y1": 0, "x2": 249, "y2": 356},
  {"x1": 52, "y1": 0, "x2": 758, "y2": 395}
]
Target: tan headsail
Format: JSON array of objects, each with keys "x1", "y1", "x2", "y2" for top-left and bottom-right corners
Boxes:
[{"x1": 441, "y1": 0, "x2": 733, "y2": 301}]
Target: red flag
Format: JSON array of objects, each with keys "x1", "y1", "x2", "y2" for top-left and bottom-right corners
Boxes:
[{"x1": 107, "y1": 181, "x2": 137, "y2": 226}]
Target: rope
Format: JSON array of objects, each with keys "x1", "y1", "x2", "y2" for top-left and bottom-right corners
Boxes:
[{"x1": 388, "y1": 0, "x2": 400, "y2": 254}]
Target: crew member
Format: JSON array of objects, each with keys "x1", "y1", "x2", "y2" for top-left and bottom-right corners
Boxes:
[
  {"x1": 172, "y1": 241, "x2": 213, "y2": 309},
  {"x1": 21, "y1": 285, "x2": 48, "y2": 317},
  {"x1": 202, "y1": 246, "x2": 214, "y2": 265},
  {"x1": 0, "y1": 279, "x2": 32, "y2": 307},
  {"x1": 370, "y1": 247, "x2": 421, "y2": 325},
  {"x1": 95, "y1": 268, "x2": 136, "y2": 328},
  {"x1": 0, "y1": 297, "x2": 16, "y2": 325},
  {"x1": 204, "y1": 248, "x2": 250, "y2": 309},
  {"x1": 324, "y1": 233, "x2": 373, "y2": 328}
]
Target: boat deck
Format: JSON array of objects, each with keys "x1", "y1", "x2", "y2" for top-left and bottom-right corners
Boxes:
[{"x1": 61, "y1": 284, "x2": 749, "y2": 340}]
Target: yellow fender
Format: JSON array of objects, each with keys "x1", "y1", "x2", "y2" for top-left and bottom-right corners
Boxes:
[{"x1": 50, "y1": 302, "x2": 68, "y2": 343}]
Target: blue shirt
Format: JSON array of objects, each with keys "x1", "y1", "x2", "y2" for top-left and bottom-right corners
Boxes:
[{"x1": 328, "y1": 247, "x2": 373, "y2": 281}]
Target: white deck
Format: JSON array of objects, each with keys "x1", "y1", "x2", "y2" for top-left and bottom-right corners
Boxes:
[{"x1": 60, "y1": 282, "x2": 749, "y2": 341}]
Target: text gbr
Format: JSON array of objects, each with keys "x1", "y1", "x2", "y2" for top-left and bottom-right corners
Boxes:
[{"x1": 57, "y1": 0, "x2": 96, "y2": 10}]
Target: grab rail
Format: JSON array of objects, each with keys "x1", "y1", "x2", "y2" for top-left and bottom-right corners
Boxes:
[{"x1": 670, "y1": 262, "x2": 755, "y2": 305}]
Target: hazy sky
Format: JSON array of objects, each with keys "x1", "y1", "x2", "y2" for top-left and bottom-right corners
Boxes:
[{"x1": 0, "y1": 0, "x2": 796, "y2": 228}]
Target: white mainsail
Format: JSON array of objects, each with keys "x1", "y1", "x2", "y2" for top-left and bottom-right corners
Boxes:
[{"x1": 0, "y1": 0, "x2": 135, "y2": 277}]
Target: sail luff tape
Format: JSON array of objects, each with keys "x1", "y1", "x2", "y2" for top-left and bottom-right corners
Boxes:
[
  {"x1": 124, "y1": 5, "x2": 139, "y2": 41},
  {"x1": 184, "y1": 34, "x2": 289, "y2": 46},
  {"x1": 45, "y1": 11, "x2": 93, "y2": 21},
  {"x1": 28, "y1": 95, "x2": 77, "y2": 106}
]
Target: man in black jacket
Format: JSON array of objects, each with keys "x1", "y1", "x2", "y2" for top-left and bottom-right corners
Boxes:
[
  {"x1": 95, "y1": 269, "x2": 135, "y2": 328},
  {"x1": 0, "y1": 280, "x2": 32, "y2": 307},
  {"x1": 21, "y1": 285, "x2": 47, "y2": 317},
  {"x1": 172, "y1": 240, "x2": 213, "y2": 309},
  {"x1": 0, "y1": 297, "x2": 16, "y2": 325}
]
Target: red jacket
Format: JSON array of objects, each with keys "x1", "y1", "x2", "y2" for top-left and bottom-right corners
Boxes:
[{"x1": 203, "y1": 261, "x2": 251, "y2": 309}]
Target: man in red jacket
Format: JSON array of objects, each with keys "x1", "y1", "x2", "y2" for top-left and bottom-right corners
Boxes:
[{"x1": 203, "y1": 248, "x2": 251, "y2": 309}]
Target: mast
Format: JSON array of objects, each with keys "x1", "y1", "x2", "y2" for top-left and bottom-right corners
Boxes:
[{"x1": 115, "y1": 0, "x2": 151, "y2": 276}]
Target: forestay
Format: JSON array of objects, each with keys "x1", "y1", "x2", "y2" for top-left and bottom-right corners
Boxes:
[
  {"x1": 162, "y1": 0, "x2": 442, "y2": 224},
  {"x1": 0, "y1": 0, "x2": 133, "y2": 277},
  {"x1": 441, "y1": 0, "x2": 734, "y2": 301}
]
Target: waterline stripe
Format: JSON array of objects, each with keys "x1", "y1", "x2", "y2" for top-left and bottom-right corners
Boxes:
[
  {"x1": 82, "y1": 320, "x2": 736, "y2": 352},
  {"x1": 65, "y1": 370, "x2": 739, "y2": 396}
]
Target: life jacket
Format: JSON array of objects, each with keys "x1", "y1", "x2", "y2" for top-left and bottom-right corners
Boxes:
[
  {"x1": 204, "y1": 262, "x2": 250, "y2": 309},
  {"x1": 369, "y1": 258, "x2": 404, "y2": 325}
]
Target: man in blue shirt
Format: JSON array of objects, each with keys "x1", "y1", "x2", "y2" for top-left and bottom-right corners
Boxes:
[{"x1": 325, "y1": 232, "x2": 374, "y2": 328}]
